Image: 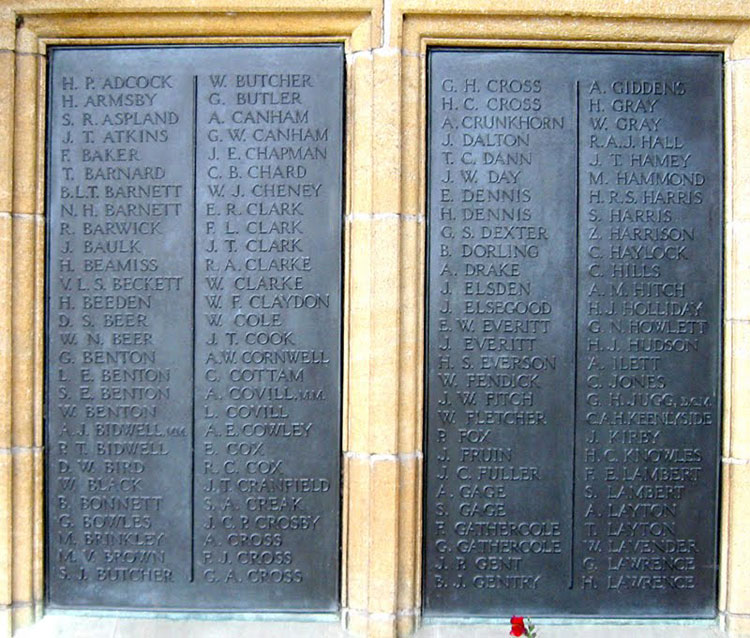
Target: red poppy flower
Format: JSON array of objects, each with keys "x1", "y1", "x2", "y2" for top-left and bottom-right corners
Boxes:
[{"x1": 510, "y1": 616, "x2": 526, "y2": 637}]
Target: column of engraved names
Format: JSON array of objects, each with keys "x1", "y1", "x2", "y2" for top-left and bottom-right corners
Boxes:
[
  {"x1": 193, "y1": 58, "x2": 340, "y2": 607},
  {"x1": 575, "y1": 66, "x2": 721, "y2": 607},
  {"x1": 47, "y1": 59, "x2": 194, "y2": 603},
  {"x1": 425, "y1": 52, "x2": 576, "y2": 611}
]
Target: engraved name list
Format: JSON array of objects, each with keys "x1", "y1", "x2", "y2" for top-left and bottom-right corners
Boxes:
[
  {"x1": 45, "y1": 46, "x2": 343, "y2": 612},
  {"x1": 425, "y1": 50, "x2": 722, "y2": 617}
]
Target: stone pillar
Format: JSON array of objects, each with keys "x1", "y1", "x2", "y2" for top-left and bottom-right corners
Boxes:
[
  {"x1": 1, "y1": 20, "x2": 46, "y2": 637},
  {"x1": 342, "y1": 40, "x2": 423, "y2": 637},
  {"x1": 721, "y1": 29, "x2": 750, "y2": 637}
]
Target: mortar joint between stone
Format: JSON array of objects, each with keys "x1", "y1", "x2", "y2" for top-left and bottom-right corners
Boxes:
[
  {"x1": 344, "y1": 450, "x2": 423, "y2": 463},
  {"x1": 346, "y1": 212, "x2": 424, "y2": 223},
  {"x1": 344, "y1": 606, "x2": 419, "y2": 619},
  {"x1": 10, "y1": 211, "x2": 44, "y2": 221},
  {"x1": 0, "y1": 446, "x2": 43, "y2": 455},
  {"x1": 345, "y1": 47, "x2": 421, "y2": 60},
  {"x1": 14, "y1": 50, "x2": 42, "y2": 58},
  {"x1": 727, "y1": 57, "x2": 750, "y2": 67},
  {"x1": 723, "y1": 609, "x2": 750, "y2": 618},
  {"x1": 722, "y1": 456, "x2": 750, "y2": 465},
  {"x1": 0, "y1": 601, "x2": 33, "y2": 611}
]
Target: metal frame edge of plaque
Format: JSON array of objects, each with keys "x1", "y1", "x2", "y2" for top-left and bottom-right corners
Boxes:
[
  {"x1": 423, "y1": 47, "x2": 723, "y2": 619},
  {"x1": 43, "y1": 44, "x2": 345, "y2": 613}
]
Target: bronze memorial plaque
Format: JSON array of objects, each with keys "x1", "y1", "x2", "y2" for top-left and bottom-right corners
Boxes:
[
  {"x1": 45, "y1": 46, "x2": 343, "y2": 611},
  {"x1": 425, "y1": 50, "x2": 722, "y2": 617}
]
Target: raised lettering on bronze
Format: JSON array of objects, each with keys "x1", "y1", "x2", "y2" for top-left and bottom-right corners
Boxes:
[
  {"x1": 425, "y1": 50, "x2": 722, "y2": 617},
  {"x1": 45, "y1": 46, "x2": 343, "y2": 611}
]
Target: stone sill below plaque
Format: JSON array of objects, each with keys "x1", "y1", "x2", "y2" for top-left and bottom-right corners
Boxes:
[{"x1": 14, "y1": 614, "x2": 724, "y2": 638}]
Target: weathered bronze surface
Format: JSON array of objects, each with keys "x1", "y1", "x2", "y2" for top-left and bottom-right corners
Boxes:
[
  {"x1": 45, "y1": 46, "x2": 343, "y2": 611},
  {"x1": 424, "y1": 49, "x2": 722, "y2": 617}
]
